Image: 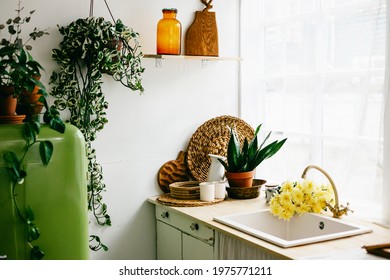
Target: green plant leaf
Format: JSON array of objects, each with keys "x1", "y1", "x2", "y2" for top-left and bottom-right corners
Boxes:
[
  {"x1": 50, "y1": 117, "x2": 65, "y2": 134},
  {"x1": 3, "y1": 152, "x2": 25, "y2": 183},
  {"x1": 27, "y1": 224, "x2": 40, "y2": 242},
  {"x1": 31, "y1": 246, "x2": 44, "y2": 260},
  {"x1": 226, "y1": 127, "x2": 240, "y2": 172},
  {"x1": 259, "y1": 131, "x2": 272, "y2": 150},
  {"x1": 238, "y1": 138, "x2": 249, "y2": 172},
  {"x1": 43, "y1": 106, "x2": 66, "y2": 134},
  {"x1": 18, "y1": 47, "x2": 27, "y2": 64},
  {"x1": 26, "y1": 205, "x2": 35, "y2": 221},
  {"x1": 39, "y1": 141, "x2": 53, "y2": 166},
  {"x1": 23, "y1": 121, "x2": 40, "y2": 144},
  {"x1": 8, "y1": 25, "x2": 16, "y2": 35},
  {"x1": 248, "y1": 138, "x2": 287, "y2": 171}
]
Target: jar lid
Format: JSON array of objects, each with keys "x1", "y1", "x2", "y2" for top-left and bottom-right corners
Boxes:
[{"x1": 162, "y1": 8, "x2": 178, "y2": 13}]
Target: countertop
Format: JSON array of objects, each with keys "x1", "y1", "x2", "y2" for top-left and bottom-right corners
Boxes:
[{"x1": 148, "y1": 194, "x2": 390, "y2": 260}]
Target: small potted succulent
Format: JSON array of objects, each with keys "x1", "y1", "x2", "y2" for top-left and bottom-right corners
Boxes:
[
  {"x1": 218, "y1": 124, "x2": 287, "y2": 188},
  {"x1": 0, "y1": 1, "x2": 48, "y2": 118}
]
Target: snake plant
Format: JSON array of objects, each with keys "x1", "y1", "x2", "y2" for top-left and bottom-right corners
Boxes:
[{"x1": 218, "y1": 124, "x2": 287, "y2": 173}]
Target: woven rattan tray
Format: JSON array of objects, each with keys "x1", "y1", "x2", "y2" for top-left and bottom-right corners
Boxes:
[
  {"x1": 156, "y1": 193, "x2": 224, "y2": 207},
  {"x1": 186, "y1": 115, "x2": 254, "y2": 182}
]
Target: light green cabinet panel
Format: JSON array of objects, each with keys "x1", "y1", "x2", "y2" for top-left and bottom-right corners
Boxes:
[
  {"x1": 154, "y1": 205, "x2": 215, "y2": 260},
  {"x1": 182, "y1": 233, "x2": 214, "y2": 260},
  {"x1": 156, "y1": 221, "x2": 182, "y2": 260}
]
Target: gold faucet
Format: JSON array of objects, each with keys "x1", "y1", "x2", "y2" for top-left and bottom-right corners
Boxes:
[{"x1": 301, "y1": 165, "x2": 353, "y2": 219}]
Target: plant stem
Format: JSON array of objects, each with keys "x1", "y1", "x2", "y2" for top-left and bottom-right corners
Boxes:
[{"x1": 11, "y1": 182, "x2": 27, "y2": 224}]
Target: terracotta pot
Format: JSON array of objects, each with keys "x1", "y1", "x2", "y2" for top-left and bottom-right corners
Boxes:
[
  {"x1": 16, "y1": 76, "x2": 43, "y2": 121},
  {"x1": 0, "y1": 86, "x2": 17, "y2": 116},
  {"x1": 225, "y1": 170, "x2": 255, "y2": 188}
]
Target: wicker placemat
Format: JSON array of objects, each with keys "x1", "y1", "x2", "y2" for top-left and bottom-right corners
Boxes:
[
  {"x1": 156, "y1": 193, "x2": 224, "y2": 207},
  {"x1": 186, "y1": 115, "x2": 255, "y2": 182}
]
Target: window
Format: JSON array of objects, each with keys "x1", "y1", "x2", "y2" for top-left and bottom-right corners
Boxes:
[{"x1": 240, "y1": 0, "x2": 386, "y2": 220}]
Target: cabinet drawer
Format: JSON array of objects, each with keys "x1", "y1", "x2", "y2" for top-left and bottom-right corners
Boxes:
[{"x1": 156, "y1": 205, "x2": 214, "y2": 244}]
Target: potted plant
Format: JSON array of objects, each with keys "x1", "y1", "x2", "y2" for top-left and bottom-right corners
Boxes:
[
  {"x1": 0, "y1": 1, "x2": 49, "y2": 119},
  {"x1": 218, "y1": 124, "x2": 287, "y2": 188},
  {"x1": 49, "y1": 16, "x2": 144, "y2": 251}
]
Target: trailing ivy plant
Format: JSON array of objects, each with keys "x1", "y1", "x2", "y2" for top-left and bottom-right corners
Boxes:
[
  {"x1": 49, "y1": 17, "x2": 144, "y2": 251},
  {"x1": 3, "y1": 100, "x2": 65, "y2": 260}
]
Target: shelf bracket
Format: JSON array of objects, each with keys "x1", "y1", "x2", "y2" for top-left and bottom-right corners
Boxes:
[
  {"x1": 201, "y1": 59, "x2": 209, "y2": 68},
  {"x1": 155, "y1": 58, "x2": 163, "y2": 68}
]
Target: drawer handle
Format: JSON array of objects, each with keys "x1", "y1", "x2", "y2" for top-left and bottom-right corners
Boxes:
[
  {"x1": 190, "y1": 223, "x2": 199, "y2": 231},
  {"x1": 161, "y1": 212, "x2": 169, "y2": 219}
]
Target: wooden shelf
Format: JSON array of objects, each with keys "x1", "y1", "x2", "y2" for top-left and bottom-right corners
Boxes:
[{"x1": 143, "y1": 54, "x2": 241, "y2": 61}]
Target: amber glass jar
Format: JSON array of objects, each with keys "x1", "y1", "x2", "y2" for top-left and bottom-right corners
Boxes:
[{"x1": 157, "y1": 8, "x2": 181, "y2": 55}]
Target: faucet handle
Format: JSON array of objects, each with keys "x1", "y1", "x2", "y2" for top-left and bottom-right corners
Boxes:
[
  {"x1": 339, "y1": 202, "x2": 353, "y2": 215},
  {"x1": 326, "y1": 202, "x2": 353, "y2": 218},
  {"x1": 333, "y1": 202, "x2": 353, "y2": 218}
]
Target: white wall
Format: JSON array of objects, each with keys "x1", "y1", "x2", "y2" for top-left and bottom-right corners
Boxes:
[{"x1": 1, "y1": 0, "x2": 240, "y2": 259}]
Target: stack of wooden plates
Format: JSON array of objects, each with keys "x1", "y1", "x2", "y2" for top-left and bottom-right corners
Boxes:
[{"x1": 169, "y1": 181, "x2": 200, "y2": 200}]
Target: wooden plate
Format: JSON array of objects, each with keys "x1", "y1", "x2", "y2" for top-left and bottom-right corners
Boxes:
[{"x1": 157, "y1": 151, "x2": 194, "y2": 193}]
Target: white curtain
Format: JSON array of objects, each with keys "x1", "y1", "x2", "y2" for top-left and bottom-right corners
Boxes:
[
  {"x1": 240, "y1": 0, "x2": 386, "y2": 221},
  {"x1": 217, "y1": 232, "x2": 282, "y2": 259},
  {"x1": 382, "y1": 0, "x2": 390, "y2": 226}
]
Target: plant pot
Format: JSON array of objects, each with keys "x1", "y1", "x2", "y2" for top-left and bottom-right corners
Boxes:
[
  {"x1": 225, "y1": 170, "x2": 255, "y2": 188},
  {"x1": 16, "y1": 88, "x2": 43, "y2": 121},
  {"x1": 16, "y1": 76, "x2": 43, "y2": 121},
  {"x1": 0, "y1": 86, "x2": 17, "y2": 116}
]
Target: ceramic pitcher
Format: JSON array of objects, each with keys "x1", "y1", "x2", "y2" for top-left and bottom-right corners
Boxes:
[{"x1": 207, "y1": 154, "x2": 226, "y2": 182}]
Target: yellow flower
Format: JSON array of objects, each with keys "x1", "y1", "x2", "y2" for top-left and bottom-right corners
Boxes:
[
  {"x1": 280, "y1": 209, "x2": 294, "y2": 221},
  {"x1": 269, "y1": 179, "x2": 333, "y2": 221},
  {"x1": 292, "y1": 187, "x2": 304, "y2": 203},
  {"x1": 280, "y1": 181, "x2": 294, "y2": 193},
  {"x1": 279, "y1": 192, "x2": 292, "y2": 205}
]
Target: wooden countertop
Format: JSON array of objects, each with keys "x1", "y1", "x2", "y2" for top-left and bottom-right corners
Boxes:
[{"x1": 148, "y1": 195, "x2": 390, "y2": 260}]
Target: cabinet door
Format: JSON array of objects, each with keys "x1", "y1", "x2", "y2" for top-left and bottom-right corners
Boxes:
[
  {"x1": 156, "y1": 221, "x2": 182, "y2": 260},
  {"x1": 182, "y1": 233, "x2": 214, "y2": 260}
]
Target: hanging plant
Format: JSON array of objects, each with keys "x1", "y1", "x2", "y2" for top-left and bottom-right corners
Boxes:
[{"x1": 49, "y1": 16, "x2": 144, "y2": 251}]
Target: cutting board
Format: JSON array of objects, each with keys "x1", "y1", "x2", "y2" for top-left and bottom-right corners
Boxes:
[
  {"x1": 157, "y1": 151, "x2": 193, "y2": 193},
  {"x1": 185, "y1": 1, "x2": 219, "y2": 56}
]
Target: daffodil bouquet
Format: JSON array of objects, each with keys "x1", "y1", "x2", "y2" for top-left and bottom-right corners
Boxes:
[{"x1": 269, "y1": 179, "x2": 334, "y2": 221}]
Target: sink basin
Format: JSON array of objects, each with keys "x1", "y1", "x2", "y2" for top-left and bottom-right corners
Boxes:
[{"x1": 213, "y1": 210, "x2": 372, "y2": 248}]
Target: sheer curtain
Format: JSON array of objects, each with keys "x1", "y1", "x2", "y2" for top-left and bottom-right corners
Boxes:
[
  {"x1": 240, "y1": 0, "x2": 387, "y2": 221},
  {"x1": 382, "y1": 0, "x2": 390, "y2": 226}
]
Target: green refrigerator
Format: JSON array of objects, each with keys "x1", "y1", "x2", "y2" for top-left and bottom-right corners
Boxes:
[{"x1": 0, "y1": 124, "x2": 89, "y2": 259}]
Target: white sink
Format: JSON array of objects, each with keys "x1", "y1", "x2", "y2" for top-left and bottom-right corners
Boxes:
[{"x1": 213, "y1": 210, "x2": 372, "y2": 248}]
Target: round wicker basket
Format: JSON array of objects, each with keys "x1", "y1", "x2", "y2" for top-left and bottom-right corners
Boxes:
[
  {"x1": 169, "y1": 181, "x2": 200, "y2": 200},
  {"x1": 186, "y1": 115, "x2": 255, "y2": 182}
]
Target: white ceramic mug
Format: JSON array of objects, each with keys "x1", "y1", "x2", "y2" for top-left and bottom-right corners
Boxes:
[
  {"x1": 199, "y1": 182, "x2": 215, "y2": 202},
  {"x1": 214, "y1": 181, "x2": 226, "y2": 199}
]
